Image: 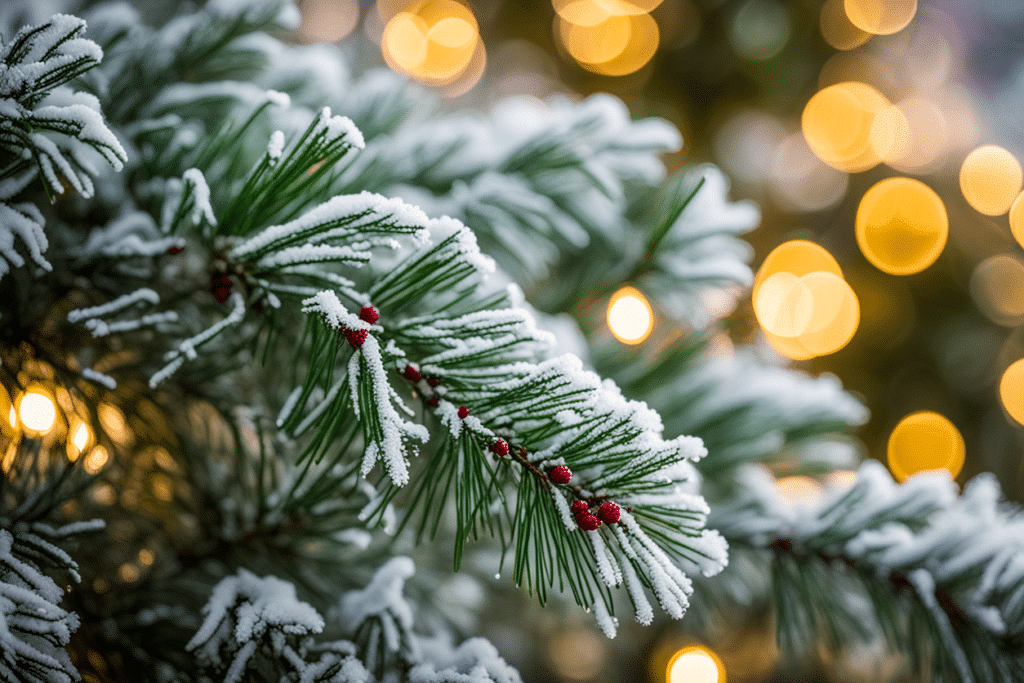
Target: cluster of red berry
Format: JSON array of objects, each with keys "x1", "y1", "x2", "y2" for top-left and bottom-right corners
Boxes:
[
  {"x1": 340, "y1": 305, "x2": 378, "y2": 348},
  {"x1": 210, "y1": 272, "x2": 233, "y2": 303},
  {"x1": 571, "y1": 499, "x2": 620, "y2": 531}
]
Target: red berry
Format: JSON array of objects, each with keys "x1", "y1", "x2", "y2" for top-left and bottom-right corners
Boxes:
[
  {"x1": 345, "y1": 328, "x2": 367, "y2": 348},
  {"x1": 428, "y1": 397, "x2": 439, "y2": 407},
  {"x1": 577, "y1": 513, "x2": 601, "y2": 531},
  {"x1": 360, "y1": 306, "x2": 379, "y2": 324},
  {"x1": 402, "y1": 365, "x2": 422, "y2": 382},
  {"x1": 426, "y1": 376, "x2": 440, "y2": 387},
  {"x1": 457, "y1": 405, "x2": 469, "y2": 419},
  {"x1": 549, "y1": 465, "x2": 572, "y2": 485},
  {"x1": 210, "y1": 273, "x2": 233, "y2": 302},
  {"x1": 597, "y1": 501, "x2": 620, "y2": 524},
  {"x1": 212, "y1": 286, "x2": 231, "y2": 303},
  {"x1": 490, "y1": 439, "x2": 509, "y2": 457},
  {"x1": 571, "y1": 500, "x2": 589, "y2": 516},
  {"x1": 167, "y1": 245, "x2": 185, "y2": 255}
]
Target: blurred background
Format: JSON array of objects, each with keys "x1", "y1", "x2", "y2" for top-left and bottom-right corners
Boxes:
[{"x1": 255, "y1": 0, "x2": 1024, "y2": 680}]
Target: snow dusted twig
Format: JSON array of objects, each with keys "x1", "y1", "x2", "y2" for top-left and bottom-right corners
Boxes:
[{"x1": 150, "y1": 291, "x2": 246, "y2": 387}]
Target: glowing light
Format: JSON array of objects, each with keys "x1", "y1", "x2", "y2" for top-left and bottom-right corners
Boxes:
[
  {"x1": 887, "y1": 411, "x2": 965, "y2": 483},
  {"x1": 668, "y1": 645, "x2": 726, "y2": 683},
  {"x1": 548, "y1": 629, "x2": 606, "y2": 680},
  {"x1": 970, "y1": 254, "x2": 1024, "y2": 326},
  {"x1": 820, "y1": 0, "x2": 870, "y2": 50},
  {"x1": 775, "y1": 475, "x2": 825, "y2": 506},
  {"x1": 770, "y1": 133, "x2": 849, "y2": 212},
  {"x1": 885, "y1": 97, "x2": 949, "y2": 173},
  {"x1": 138, "y1": 549, "x2": 155, "y2": 566},
  {"x1": 802, "y1": 82, "x2": 891, "y2": 172},
  {"x1": 1010, "y1": 192, "x2": 1024, "y2": 251},
  {"x1": 729, "y1": 0, "x2": 790, "y2": 61},
  {"x1": 556, "y1": 0, "x2": 660, "y2": 75},
  {"x1": 118, "y1": 563, "x2": 140, "y2": 582},
  {"x1": 66, "y1": 418, "x2": 93, "y2": 461},
  {"x1": 844, "y1": 0, "x2": 917, "y2": 35},
  {"x1": 1000, "y1": 359, "x2": 1024, "y2": 426},
  {"x1": 796, "y1": 271, "x2": 860, "y2": 355},
  {"x1": 855, "y1": 177, "x2": 948, "y2": 276},
  {"x1": 825, "y1": 469, "x2": 858, "y2": 490},
  {"x1": 607, "y1": 286, "x2": 654, "y2": 344},
  {"x1": 98, "y1": 403, "x2": 132, "y2": 446},
  {"x1": 17, "y1": 387, "x2": 57, "y2": 436},
  {"x1": 151, "y1": 473, "x2": 174, "y2": 502},
  {"x1": 381, "y1": 0, "x2": 480, "y2": 86},
  {"x1": 754, "y1": 272, "x2": 814, "y2": 338},
  {"x1": 581, "y1": 12, "x2": 659, "y2": 76},
  {"x1": 753, "y1": 240, "x2": 843, "y2": 301},
  {"x1": 83, "y1": 445, "x2": 109, "y2": 475},
  {"x1": 960, "y1": 145, "x2": 1023, "y2": 217},
  {"x1": 0, "y1": 386, "x2": 15, "y2": 436},
  {"x1": 299, "y1": 0, "x2": 359, "y2": 43},
  {"x1": 553, "y1": 0, "x2": 663, "y2": 18}
]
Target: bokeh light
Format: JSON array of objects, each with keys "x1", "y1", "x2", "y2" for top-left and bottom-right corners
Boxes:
[
  {"x1": 775, "y1": 475, "x2": 825, "y2": 506},
  {"x1": 802, "y1": 82, "x2": 892, "y2": 172},
  {"x1": 970, "y1": 254, "x2": 1024, "y2": 326},
  {"x1": 843, "y1": 0, "x2": 917, "y2": 36},
  {"x1": 83, "y1": 445, "x2": 109, "y2": 475},
  {"x1": 17, "y1": 386, "x2": 56, "y2": 436},
  {"x1": 1010, "y1": 191, "x2": 1024, "y2": 251},
  {"x1": 753, "y1": 240, "x2": 843, "y2": 300},
  {"x1": 820, "y1": 0, "x2": 870, "y2": 50},
  {"x1": 855, "y1": 177, "x2": 948, "y2": 275},
  {"x1": 1000, "y1": 359, "x2": 1024, "y2": 426},
  {"x1": 555, "y1": 0, "x2": 661, "y2": 75},
  {"x1": 729, "y1": 0, "x2": 790, "y2": 61},
  {"x1": 796, "y1": 271, "x2": 860, "y2": 355},
  {"x1": 960, "y1": 144, "x2": 1023, "y2": 217},
  {"x1": 607, "y1": 285, "x2": 654, "y2": 344},
  {"x1": 754, "y1": 272, "x2": 814, "y2": 338},
  {"x1": 668, "y1": 645, "x2": 726, "y2": 683},
  {"x1": 769, "y1": 132, "x2": 849, "y2": 212},
  {"x1": 67, "y1": 417, "x2": 93, "y2": 461},
  {"x1": 884, "y1": 97, "x2": 949, "y2": 173},
  {"x1": 98, "y1": 403, "x2": 132, "y2": 447},
  {"x1": 299, "y1": 0, "x2": 359, "y2": 43},
  {"x1": 381, "y1": 0, "x2": 481, "y2": 86},
  {"x1": 887, "y1": 411, "x2": 965, "y2": 482}
]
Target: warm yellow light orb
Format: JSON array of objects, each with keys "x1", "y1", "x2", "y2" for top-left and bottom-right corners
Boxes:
[
  {"x1": 1010, "y1": 192, "x2": 1024, "y2": 251},
  {"x1": 67, "y1": 418, "x2": 93, "y2": 461},
  {"x1": 380, "y1": 0, "x2": 479, "y2": 85},
  {"x1": 83, "y1": 445, "x2": 109, "y2": 475},
  {"x1": 17, "y1": 387, "x2": 57, "y2": 436},
  {"x1": 560, "y1": 12, "x2": 633, "y2": 65},
  {"x1": 668, "y1": 645, "x2": 726, "y2": 683},
  {"x1": 887, "y1": 411, "x2": 965, "y2": 483},
  {"x1": 855, "y1": 177, "x2": 948, "y2": 275},
  {"x1": 763, "y1": 330, "x2": 817, "y2": 361},
  {"x1": 754, "y1": 272, "x2": 814, "y2": 338},
  {"x1": 820, "y1": 0, "x2": 871, "y2": 50},
  {"x1": 797, "y1": 272, "x2": 860, "y2": 356},
  {"x1": 960, "y1": 145, "x2": 1023, "y2": 217},
  {"x1": 802, "y1": 82, "x2": 890, "y2": 172},
  {"x1": 844, "y1": 0, "x2": 917, "y2": 35},
  {"x1": 970, "y1": 254, "x2": 1024, "y2": 325},
  {"x1": 607, "y1": 286, "x2": 654, "y2": 344},
  {"x1": 554, "y1": 0, "x2": 662, "y2": 20},
  {"x1": 577, "y1": 12, "x2": 659, "y2": 76},
  {"x1": 775, "y1": 475, "x2": 825, "y2": 506},
  {"x1": 382, "y1": 12, "x2": 429, "y2": 71},
  {"x1": 754, "y1": 240, "x2": 843, "y2": 299},
  {"x1": 1000, "y1": 359, "x2": 1024, "y2": 426}
]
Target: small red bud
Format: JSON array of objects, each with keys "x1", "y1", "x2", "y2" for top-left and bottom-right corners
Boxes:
[
  {"x1": 426, "y1": 376, "x2": 440, "y2": 387},
  {"x1": 345, "y1": 328, "x2": 367, "y2": 348},
  {"x1": 457, "y1": 405, "x2": 469, "y2": 419},
  {"x1": 597, "y1": 501, "x2": 620, "y2": 524},
  {"x1": 571, "y1": 500, "x2": 589, "y2": 516},
  {"x1": 167, "y1": 245, "x2": 185, "y2": 255},
  {"x1": 549, "y1": 465, "x2": 572, "y2": 485},
  {"x1": 490, "y1": 439, "x2": 509, "y2": 457},
  {"x1": 360, "y1": 306, "x2": 379, "y2": 324},
  {"x1": 427, "y1": 397, "x2": 439, "y2": 407},
  {"x1": 576, "y1": 513, "x2": 601, "y2": 531},
  {"x1": 403, "y1": 365, "x2": 422, "y2": 383},
  {"x1": 210, "y1": 273, "x2": 233, "y2": 303}
]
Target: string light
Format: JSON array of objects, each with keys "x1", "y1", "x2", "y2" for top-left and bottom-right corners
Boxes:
[
  {"x1": 381, "y1": 0, "x2": 480, "y2": 86},
  {"x1": 775, "y1": 475, "x2": 825, "y2": 506},
  {"x1": 16, "y1": 386, "x2": 57, "y2": 436},
  {"x1": 753, "y1": 272, "x2": 814, "y2": 338},
  {"x1": 1000, "y1": 359, "x2": 1024, "y2": 426},
  {"x1": 960, "y1": 145, "x2": 1023, "y2": 217},
  {"x1": 753, "y1": 240, "x2": 843, "y2": 300},
  {"x1": 886, "y1": 411, "x2": 965, "y2": 483},
  {"x1": 555, "y1": 0, "x2": 661, "y2": 75},
  {"x1": 667, "y1": 645, "x2": 726, "y2": 683},
  {"x1": 607, "y1": 286, "x2": 654, "y2": 344},
  {"x1": 796, "y1": 271, "x2": 860, "y2": 355},
  {"x1": 66, "y1": 417, "x2": 93, "y2": 461},
  {"x1": 843, "y1": 0, "x2": 917, "y2": 36},
  {"x1": 855, "y1": 177, "x2": 948, "y2": 275},
  {"x1": 83, "y1": 445, "x2": 109, "y2": 475}
]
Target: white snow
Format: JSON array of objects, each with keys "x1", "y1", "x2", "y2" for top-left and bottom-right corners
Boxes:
[{"x1": 267, "y1": 130, "x2": 285, "y2": 162}]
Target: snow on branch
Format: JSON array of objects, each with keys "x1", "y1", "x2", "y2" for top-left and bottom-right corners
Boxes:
[
  {"x1": 0, "y1": 201, "x2": 49, "y2": 278},
  {"x1": 187, "y1": 569, "x2": 325, "y2": 683},
  {"x1": 150, "y1": 291, "x2": 245, "y2": 387}
]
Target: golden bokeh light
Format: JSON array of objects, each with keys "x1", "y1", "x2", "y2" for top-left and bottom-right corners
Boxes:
[
  {"x1": 1010, "y1": 191, "x2": 1024, "y2": 251},
  {"x1": 98, "y1": 403, "x2": 132, "y2": 447},
  {"x1": 884, "y1": 97, "x2": 949, "y2": 173},
  {"x1": 66, "y1": 417, "x2": 93, "y2": 461},
  {"x1": 820, "y1": 0, "x2": 870, "y2": 50},
  {"x1": 802, "y1": 82, "x2": 892, "y2": 172},
  {"x1": 668, "y1": 645, "x2": 726, "y2": 683},
  {"x1": 843, "y1": 0, "x2": 917, "y2": 35},
  {"x1": 796, "y1": 271, "x2": 860, "y2": 355},
  {"x1": 381, "y1": 0, "x2": 480, "y2": 86},
  {"x1": 970, "y1": 254, "x2": 1024, "y2": 326},
  {"x1": 556, "y1": 0, "x2": 660, "y2": 75},
  {"x1": 825, "y1": 469, "x2": 858, "y2": 490},
  {"x1": 0, "y1": 385, "x2": 15, "y2": 437},
  {"x1": 960, "y1": 145, "x2": 1023, "y2": 217},
  {"x1": 17, "y1": 386, "x2": 57, "y2": 436},
  {"x1": 753, "y1": 272, "x2": 814, "y2": 338},
  {"x1": 299, "y1": 0, "x2": 359, "y2": 43},
  {"x1": 553, "y1": 0, "x2": 663, "y2": 18},
  {"x1": 769, "y1": 132, "x2": 849, "y2": 212},
  {"x1": 753, "y1": 240, "x2": 843, "y2": 299},
  {"x1": 855, "y1": 177, "x2": 948, "y2": 275},
  {"x1": 607, "y1": 286, "x2": 654, "y2": 344},
  {"x1": 83, "y1": 445, "x2": 109, "y2": 475},
  {"x1": 1000, "y1": 359, "x2": 1024, "y2": 426},
  {"x1": 775, "y1": 475, "x2": 825, "y2": 506},
  {"x1": 763, "y1": 329, "x2": 816, "y2": 361},
  {"x1": 887, "y1": 411, "x2": 965, "y2": 483}
]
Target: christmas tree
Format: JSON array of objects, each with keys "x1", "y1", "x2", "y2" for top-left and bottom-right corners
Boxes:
[{"x1": 0, "y1": 1, "x2": 1022, "y2": 681}]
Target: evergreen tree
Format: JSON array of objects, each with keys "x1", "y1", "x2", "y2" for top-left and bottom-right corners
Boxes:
[{"x1": 0, "y1": 2, "x2": 1021, "y2": 681}]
